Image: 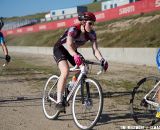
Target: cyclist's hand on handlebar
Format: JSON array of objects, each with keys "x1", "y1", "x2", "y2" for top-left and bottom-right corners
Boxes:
[
  {"x1": 73, "y1": 54, "x2": 83, "y2": 66},
  {"x1": 5, "y1": 55, "x2": 11, "y2": 63},
  {"x1": 100, "y1": 58, "x2": 108, "y2": 72}
]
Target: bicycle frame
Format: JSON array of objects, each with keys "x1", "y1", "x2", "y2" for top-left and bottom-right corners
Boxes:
[
  {"x1": 66, "y1": 61, "x2": 102, "y2": 104},
  {"x1": 66, "y1": 65, "x2": 87, "y2": 103},
  {"x1": 144, "y1": 80, "x2": 160, "y2": 108},
  {"x1": 47, "y1": 65, "x2": 88, "y2": 104},
  {"x1": 48, "y1": 61, "x2": 102, "y2": 105}
]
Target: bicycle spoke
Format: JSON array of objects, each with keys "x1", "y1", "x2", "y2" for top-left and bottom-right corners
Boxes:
[
  {"x1": 72, "y1": 78, "x2": 103, "y2": 130},
  {"x1": 42, "y1": 75, "x2": 60, "y2": 119}
]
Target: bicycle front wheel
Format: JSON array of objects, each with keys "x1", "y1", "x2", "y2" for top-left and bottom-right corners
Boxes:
[
  {"x1": 42, "y1": 75, "x2": 60, "y2": 120},
  {"x1": 72, "y1": 78, "x2": 103, "y2": 130},
  {"x1": 130, "y1": 76, "x2": 160, "y2": 126}
]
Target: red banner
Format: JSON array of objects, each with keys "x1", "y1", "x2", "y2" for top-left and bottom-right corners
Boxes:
[{"x1": 3, "y1": 0, "x2": 160, "y2": 36}]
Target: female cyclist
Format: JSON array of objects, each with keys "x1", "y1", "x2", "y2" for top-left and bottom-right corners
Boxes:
[{"x1": 53, "y1": 12, "x2": 108, "y2": 111}]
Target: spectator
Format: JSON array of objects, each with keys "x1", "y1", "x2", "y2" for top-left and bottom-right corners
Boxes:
[{"x1": 0, "y1": 17, "x2": 11, "y2": 62}]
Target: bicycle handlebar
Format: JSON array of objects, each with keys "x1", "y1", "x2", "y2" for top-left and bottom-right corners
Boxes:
[
  {"x1": 69, "y1": 60, "x2": 103, "y2": 75},
  {"x1": 69, "y1": 65, "x2": 80, "y2": 71},
  {"x1": 85, "y1": 60, "x2": 101, "y2": 65},
  {"x1": 85, "y1": 60, "x2": 103, "y2": 75}
]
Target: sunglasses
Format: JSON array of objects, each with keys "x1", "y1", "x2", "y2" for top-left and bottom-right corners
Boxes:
[{"x1": 88, "y1": 21, "x2": 94, "y2": 26}]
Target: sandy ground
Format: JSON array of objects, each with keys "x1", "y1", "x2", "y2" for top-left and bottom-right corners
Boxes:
[{"x1": 0, "y1": 52, "x2": 160, "y2": 130}]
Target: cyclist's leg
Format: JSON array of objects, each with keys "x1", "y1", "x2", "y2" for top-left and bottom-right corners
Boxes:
[
  {"x1": 57, "y1": 60, "x2": 69, "y2": 103},
  {"x1": 53, "y1": 45, "x2": 70, "y2": 110}
]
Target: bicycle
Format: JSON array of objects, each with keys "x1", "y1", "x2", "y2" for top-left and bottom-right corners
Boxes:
[
  {"x1": 42, "y1": 60, "x2": 104, "y2": 130},
  {"x1": 130, "y1": 76, "x2": 160, "y2": 126},
  {"x1": 130, "y1": 49, "x2": 160, "y2": 126}
]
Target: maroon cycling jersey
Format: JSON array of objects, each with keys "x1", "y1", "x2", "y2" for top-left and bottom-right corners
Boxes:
[{"x1": 55, "y1": 24, "x2": 97, "y2": 47}]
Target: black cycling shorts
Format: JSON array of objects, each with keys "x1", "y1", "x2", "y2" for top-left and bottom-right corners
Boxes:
[{"x1": 53, "y1": 45, "x2": 76, "y2": 66}]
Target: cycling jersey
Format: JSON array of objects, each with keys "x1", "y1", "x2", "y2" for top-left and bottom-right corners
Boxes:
[
  {"x1": 55, "y1": 24, "x2": 97, "y2": 47},
  {"x1": 53, "y1": 24, "x2": 97, "y2": 64},
  {"x1": 0, "y1": 32, "x2": 5, "y2": 44}
]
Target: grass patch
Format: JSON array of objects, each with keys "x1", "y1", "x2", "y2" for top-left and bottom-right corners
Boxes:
[
  {"x1": 100, "y1": 79, "x2": 136, "y2": 91},
  {"x1": 96, "y1": 17, "x2": 160, "y2": 47},
  {"x1": 3, "y1": 58, "x2": 58, "y2": 75},
  {"x1": 6, "y1": 29, "x2": 65, "y2": 46},
  {"x1": 5, "y1": 10, "x2": 160, "y2": 47},
  {"x1": 0, "y1": 57, "x2": 61, "y2": 91}
]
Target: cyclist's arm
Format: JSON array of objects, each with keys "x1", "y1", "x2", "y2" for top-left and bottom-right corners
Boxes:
[
  {"x1": 66, "y1": 35, "x2": 77, "y2": 56},
  {"x1": 92, "y1": 41, "x2": 103, "y2": 61}
]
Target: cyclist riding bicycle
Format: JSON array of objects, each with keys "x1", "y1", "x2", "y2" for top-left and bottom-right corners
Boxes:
[
  {"x1": 156, "y1": 48, "x2": 160, "y2": 118},
  {"x1": 0, "y1": 17, "x2": 11, "y2": 62},
  {"x1": 53, "y1": 12, "x2": 108, "y2": 111}
]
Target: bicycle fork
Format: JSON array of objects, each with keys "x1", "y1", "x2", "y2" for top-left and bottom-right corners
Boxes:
[
  {"x1": 144, "y1": 81, "x2": 160, "y2": 108},
  {"x1": 80, "y1": 76, "x2": 93, "y2": 110}
]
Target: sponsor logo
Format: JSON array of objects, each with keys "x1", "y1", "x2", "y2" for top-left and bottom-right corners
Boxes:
[
  {"x1": 17, "y1": 29, "x2": 22, "y2": 33},
  {"x1": 119, "y1": 5, "x2": 135, "y2": 15},
  {"x1": 7, "y1": 31, "x2": 13, "y2": 35},
  {"x1": 39, "y1": 25, "x2": 46, "y2": 30},
  {"x1": 27, "y1": 27, "x2": 33, "y2": 32},
  {"x1": 57, "y1": 22, "x2": 66, "y2": 27},
  {"x1": 95, "y1": 13, "x2": 105, "y2": 20},
  {"x1": 155, "y1": 0, "x2": 160, "y2": 7}
]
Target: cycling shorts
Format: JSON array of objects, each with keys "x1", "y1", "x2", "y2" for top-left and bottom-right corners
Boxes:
[{"x1": 53, "y1": 45, "x2": 76, "y2": 66}]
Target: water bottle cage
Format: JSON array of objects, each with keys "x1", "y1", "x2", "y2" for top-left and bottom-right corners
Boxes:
[{"x1": 67, "y1": 81, "x2": 74, "y2": 91}]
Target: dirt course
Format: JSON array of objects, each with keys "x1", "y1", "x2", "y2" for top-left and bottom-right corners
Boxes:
[{"x1": 0, "y1": 52, "x2": 160, "y2": 130}]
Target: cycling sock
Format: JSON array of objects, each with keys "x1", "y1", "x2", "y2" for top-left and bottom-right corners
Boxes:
[{"x1": 57, "y1": 92, "x2": 63, "y2": 103}]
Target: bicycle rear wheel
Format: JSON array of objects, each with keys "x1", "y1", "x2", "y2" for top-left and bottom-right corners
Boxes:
[
  {"x1": 72, "y1": 78, "x2": 103, "y2": 130},
  {"x1": 42, "y1": 75, "x2": 60, "y2": 119},
  {"x1": 130, "y1": 76, "x2": 160, "y2": 126}
]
